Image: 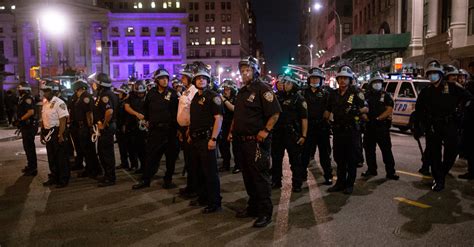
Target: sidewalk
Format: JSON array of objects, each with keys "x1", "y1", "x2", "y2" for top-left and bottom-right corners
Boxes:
[{"x1": 0, "y1": 126, "x2": 21, "y2": 140}]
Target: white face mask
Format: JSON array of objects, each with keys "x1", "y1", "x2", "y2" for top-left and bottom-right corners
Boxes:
[
  {"x1": 429, "y1": 73, "x2": 440, "y2": 83},
  {"x1": 372, "y1": 82, "x2": 382, "y2": 91}
]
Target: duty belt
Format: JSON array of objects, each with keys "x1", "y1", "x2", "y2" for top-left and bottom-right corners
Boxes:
[
  {"x1": 190, "y1": 129, "x2": 211, "y2": 140},
  {"x1": 235, "y1": 135, "x2": 257, "y2": 142}
]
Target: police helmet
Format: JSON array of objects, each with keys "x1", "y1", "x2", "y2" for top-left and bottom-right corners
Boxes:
[
  {"x1": 443, "y1": 64, "x2": 459, "y2": 77},
  {"x1": 134, "y1": 80, "x2": 147, "y2": 93},
  {"x1": 180, "y1": 64, "x2": 195, "y2": 79},
  {"x1": 152, "y1": 69, "x2": 170, "y2": 81},
  {"x1": 238, "y1": 56, "x2": 261, "y2": 76},
  {"x1": 459, "y1": 69, "x2": 471, "y2": 79},
  {"x1": 336, "y1": 65, "x2": 354, "y2": 83},
  {"x1": 17, "y1": 81, "x2": 32, "y2": 92},
  {"x1": 425, "y1": 60, "x2": 444, "y2": 76},
  {"x1": 192, "y1": 66, "x2": 211, "y2": 85},
  {"x1": 369, "y1": 71, "x2": 384, "y2": 84},
  {"x1": 114, "y1": 83, "x2": 130, "y2": 95},
  {"x1": 220, "y1": 79, "x2": 238, "y2": 93},
  {"x1": 71, "y1": 79, "x2": 89, "y2": 91},
  {"x1": 145, "y1": 79, "x2": 156, "y2": 89},
  {"x1": 41, "y1": 81, "x2": 60, "y2": 91}
]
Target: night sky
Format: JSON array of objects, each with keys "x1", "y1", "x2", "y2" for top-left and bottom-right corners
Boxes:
[{"x1": 251, "y1": 0, "x2": 301, "y2": 74}]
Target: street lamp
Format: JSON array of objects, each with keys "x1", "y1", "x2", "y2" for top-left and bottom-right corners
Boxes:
[
  {"x1": 314, "y1": 2, "x2": 342, "y2": 44},
  {"x1": 297, "y1": 43, "x2": 313, "y2": 67},
  {"x1": 217, "y1": 67, "x2": 224, "y2": 84}
]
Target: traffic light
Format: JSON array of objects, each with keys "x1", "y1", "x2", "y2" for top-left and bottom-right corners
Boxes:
[
  {"x1": 30, "y1": 66, "x2": 40, "y2": 79},
  {"x1": 284, "y1": 68, "x2": 291, "y2": 74}
]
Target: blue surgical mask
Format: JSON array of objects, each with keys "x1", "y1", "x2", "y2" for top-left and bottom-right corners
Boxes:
[{"x1": 429, "y1": 73, "x2": 440, "y2": 83}]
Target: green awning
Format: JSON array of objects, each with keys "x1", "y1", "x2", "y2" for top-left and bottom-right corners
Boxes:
[{"x1": 350, "y1": 33, "x2": 411, "y2": 51}]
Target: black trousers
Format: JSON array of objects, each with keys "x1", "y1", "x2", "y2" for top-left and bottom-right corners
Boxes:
[
  {"x1": 301, "y1": 126, "x2": 332, "y2": 180},
  {"x1": 363, "y1": 123, "x2": 396, "y2": 175},
  {"x1": 21, "y1": 125, "x2": 37, "y2": 171},
  {"x1": 218, "y1": 121, "x2": 238, "y2": 169},
  {"x1": 425, "y1": 121, "x2": 458, "y2": 185},
  {"x1": 116, "y1": 126, "x2": 130, "y2": 168},
  {"x1": 463, "y1": 129, "x2": 474, "y2": 174},
  {"x1": 98, "y1": 123, "x2": 116, "y2": 182},
  {"x1": 191, "y1": 138, "x2": 221, "y2": 207},
  {"x1": 128, "y1": 127, "x2": 147, "y2": 170},
  {"x1": 44, "y1": 127, "x2": 70, "y2": 184},
  {"x1": 179, "y1": 126, "x2": 196, "y2": 193},
  {"x1": 271, "y1": 129, "x2": 305, "y2": 187},
  {"x1": 234, "y1": 137, "x2": 273, "y2": 218},
  {"x1": 143, "y1": 126, "x2": 177, "y2": 183},
  {"x1": 333, "y1": 128, "x2": 361, "y2": 188},
  {"x1": 71, "y1": 125, "x2": 101, "y2": 176}
]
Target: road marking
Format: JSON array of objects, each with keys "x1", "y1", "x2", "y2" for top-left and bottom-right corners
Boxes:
[
  {"x1": 397, "y1": 170, "x2": 432, "y2": 179},
  {"x1": 273, "y1": 153, "x2": 291, "y2": 243},
  {"x1": 394, "y1": 197, "x2": 431, "y2": 209}
]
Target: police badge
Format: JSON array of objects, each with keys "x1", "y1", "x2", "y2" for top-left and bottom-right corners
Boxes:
[
  {"x1": 358, "y1": 92, "x2": 365, "y2": 101},
  {"x1": 213, "y1": 96, "x2": 222, "y2": 105},
  {"x1": 302, "y1": 101, "x2": 308, "y2": 109},
  {"x1": 59, "y1": 103, "x2": 66, "y2": 110},
  {"x1": 102, "y1": 96, "x2": 109, "y2": 103},
  {"x1": 83, "y1": 97, "x2": 90, "y2": 104},
  {"x1": 263, "y1": 91, "x2": 274, "y2": 102},
  {"x1": 25, "y1": 98, "x2": 32, "y2": 105}
]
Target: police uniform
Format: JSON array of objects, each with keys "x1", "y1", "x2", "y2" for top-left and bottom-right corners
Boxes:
[
  {"x1": 17, "y1": 93, "x2": 37, "y2": 174},
  {"x1": 125, "y1": 92, "x2": 147, "y2": 171},
  {"x1": 116, "y1": 94, "x2": 130, "y2": 169},
  {"x1": 233, "y1": 78, "x2": 281, "y2": 219},
  {"x1": 94, "y1": 88, "x2": 118, "y2": 185},
  {"x1": 271, "y1": 89, "x2": 308, "y2": 190},
  {"x1": 363, "y1": 89, "x2": 397, "y2": 177},
  {"x1": 416, "y1": 80, "x2": 472, "y2": 189},
  {"x1": 301, "y1": 86, "x2": 333, "y2": 183},
  {"x1": 190, "y1": 88, "x2": 224, "y2": 210},
  {"x1": 69, "y1": 91, "x2": 101, "y2": 177},
  {"x1": 177, "y1": 84, "x2": 198, "y2": 195},
  {"x1": 136, "y1": 86, "x2": 179, "y2": 187},
  {"x1": 219, "y1": 94, "x2": 237, "y2": 171},
  {"x1": 327, "y1": 86, "x2": 366, "y2": 192},
  {"x1": 42, "y1": 96, "x2": 70, "y2": 186},
  {"x1": 459, "y1": 84, "x2": 474, "y2": 179}
]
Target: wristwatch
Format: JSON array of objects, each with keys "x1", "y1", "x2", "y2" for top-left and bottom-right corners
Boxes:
[{"x1": 211, "y1": 137, "x2": 217, "y2": 142}]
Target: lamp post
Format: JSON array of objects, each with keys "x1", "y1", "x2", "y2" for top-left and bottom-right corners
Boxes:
[
  {"x1": 297, "y1": 43, "x2": 313, "y2": 67},
  {"x1": 314, "y1": 3, "x2": 342, "y2": 44}
]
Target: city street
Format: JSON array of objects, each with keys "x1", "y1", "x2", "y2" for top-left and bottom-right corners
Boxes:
[{"x1": 0, "y1": 127, "x2": 473, "y2": 246}]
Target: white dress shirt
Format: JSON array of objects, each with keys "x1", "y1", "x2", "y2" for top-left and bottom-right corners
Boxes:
[
  {"x1": 177, "y1": 84, "x2": 198, "y2": 127},
  {"x1": 42, "y1": 96, "x2": 69, "y2": 129}
]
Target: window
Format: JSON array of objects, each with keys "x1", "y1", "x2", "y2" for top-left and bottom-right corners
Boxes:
[
  {"x1": 112, "y1": 40, "x2": 119, "y2": 56},
  {"x1": 176, "y1": 0, "x2": 180, "y2": 8},
  {"x1": 227, "y1": 26, "x2": 231, "y2": 33},
  {"x1": 211, "y1": 37, "x2": 215, "y2": 45},
  {"x1": 189, "y1": 26, "x2": 194, "y2": 33},
  {"x1": 206, "y1": 26, "x2": 210, "y2": 33},
  {"x1": 127, "y1": 40, "x2": 134, "y2": 56},
  {"x1": 128, "y1": 64, "x2": 135, "y2": 76},
  {"x1": 222, "y1": 14, "x2": 226, "y2": 22},
  {"x1": 111, "y1": 26, "x2": 119, "y2": 35},
  {"x1": 441, "y1": 0, "x2": 451, "y2": 33},
  {"x1": 205, "y1": 2, "x2": 209, "y2": 10},
  {"x1": 194, "y1": 2, "x2": 199, "y2": 10},
  {"x1": 227, "y1": 49, "x2": 231, "y2": 56},
  {"x1": 195, "y1": 14, "x2": 199, "y2": 22},
  {"x1": 221, "y1": 26, "x2": 226, "y2": 33},
  {"x1": 469, "y1": 0, "x2": 474, "y2": 35},
  {"x1": 222, "y1": 38, "x2": 226, "y2": 45},
  {"x1": 227, "y1": 2, "x2": 231, "y2": 9},
  {"x1": 194, "y1": 39, "x2": 200, "y2": 45},
  {"x1": 126, "y1": 26, "x2": 134, "y2": 35},
  {"x1": 211, "y1": 49, "x2": 215, "y2": 57},
  {"x1": 173, "y1": 64, "x2": 181, "y2": 75},
  {"x1": 172, "y1": 40, "x2": 180, "y2": 55},
  {"x1": 194, "y1": 26, "x2": 199, "y2": 33},
  {"x1": 143, "y1": 40, "x2": 149, "y2": 56},
  {"x1": 151, "y1": 1, "x2": 156, "y2": 8},
  {"x1": 227, "y1": 37, "x2": 231, "y2": 44},
  {"x1": 0, "y1": 27, "x2": 3, "y2": 33},
  {"x1": 385, "y1": 82, "x2": 397, "y2": 96},
  {"x1": 189, "y1": 14, "x2": 194, "y2": 22},
  {"x1": 141, "y1": 27, "x2": 150, "y2": 35},
  {"x1": 210, "y1": 2, "x2": 215, "y2": 10},
  {"x1": 221, "y1": 2, "x2": 225, "y2": 10},
  {"x1": 343, "y1": 23, "x2": 352, "y2": 35},
  {"x1": 157, "y1": 40, "x2": 164, "y2": 55},
  {"x1": 195, "y1": 50, "x2": 200, "y2": 57},
  {"x1": 398, "y1": 82, "x2": 415, "y2": 98},
  {"x1": 143, "y1": 64, "x2": 150, "y2": 76},
  {"x1": 13, "y1": 40, "x2": 17, "y2": 57},
  {"x1": 189, "y1": 2, "x2": 194, "y2": 10},
  {"x1": 158, "y1": 64, "x2": 165, "y2": 69},
  {"x1": 157, "y1": 27, "x2": 165, "y2": 35},
  {"x1": 113, "y1": 65, "x2": 120, "y2": 78},
  {"x1": 171, "y1": 27, "x2": 180, "y2": 33},
  {"x1": 210, "y1": 26, "x2": 215, "y2": 33},
  {"x1": 206, "y1": 39, "x2": 210, "y2": 45},
  {"x1": 0, "y1": 41, "x2": 3, "y2": 55}
]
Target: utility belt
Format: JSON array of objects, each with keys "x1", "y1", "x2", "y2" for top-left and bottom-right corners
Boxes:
[
  {"x1": 190, "y1": 129, "x2": 211, "y2": 140},
  {"x1": 235, "y1": 135, "x2": 257, "y2": 142}
]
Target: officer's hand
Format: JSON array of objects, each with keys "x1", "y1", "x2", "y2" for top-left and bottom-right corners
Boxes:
[
  {"x1": 413, "y1": 130, "x2": 423, "y2": 140},
  {"x1": 257, "y1": 130, "x2": 268, "y2": 142},
  {"x1": 58, "y1": 134, "x2": 64, "y2": 143},
  {"x1": 98, "y1": 121, "x2": 104, "y2": 130},
  {"x1": 187, "y1": 136, "x2": 192, "y2": 144},
  {"x1": 227, "y1": 132, "x2": 233, "y2": 142},
  {"x1": 40, "y1": 135, "x2": 46, "y2": 145},
  {"x1": 208, "y1": 140, "x2": 217, "y2": 150},
  {"x1": 136, "y1": 113, "x2": 145, "y2": 120},
  {"x1": 177, "y1": 131, "x2": 183, "y2": 142},
  {"x1": 297, "y1": 137, "x2": 305, "y2": 145}
]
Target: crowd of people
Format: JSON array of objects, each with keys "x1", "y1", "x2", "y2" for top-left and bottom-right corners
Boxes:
[{"x1": 11, "y1": 56, "x2": 474, "y2": 228}]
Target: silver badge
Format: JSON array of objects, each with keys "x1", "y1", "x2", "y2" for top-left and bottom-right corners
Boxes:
[
  {"x1": 102, "y1": 96, "x2": 109, "y2": 103},
  {"x1": 263, "y1": 91, "x2": 274, "y2": 102},
  {"x1": 83, "y1": 97, "x2": 90, "y2": 104},
  {"x1": 302, "y1": 101, "x2": 308, "y2": 109},
  {"x1": 213, "y1": 96, "x2": 222, "y2": 105},
  {"x1": 358, "y1": 92, "x2": 365, "y2": 101},
  {"x1": 247, "y1": 93, "x2": 256, "y2": 102},
  {"x1": 25, "y1": 98, "x2": 32, "y2": 105}
]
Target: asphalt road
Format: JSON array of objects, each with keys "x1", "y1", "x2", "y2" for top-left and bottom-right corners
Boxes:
[{"x1": 0, "y1": 130, "x2": 473, "y2": 246}]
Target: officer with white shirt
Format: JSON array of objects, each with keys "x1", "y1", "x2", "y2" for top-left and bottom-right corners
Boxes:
[
  {"x1": 177, "y1": 64, "x2": 198, "y2": 198},
  {"x1": 41, "y1": 81, "x2": 70, "y2": 188}
]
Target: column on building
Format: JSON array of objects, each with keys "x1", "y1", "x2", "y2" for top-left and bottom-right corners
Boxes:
[
  {"x1": 426, "y1": 0, "x2": 439, "y2": 38},
  {"x1": 450, "y1": 0, "x2": 468, "y2": 48},
  {"x1": 85, "y1": 22, "x2": 93, "y2": 74},
  {"x1": 408, "y1": 0, "x2": 424, "y2": 57},
  {"x1": 16, "y1": 21, "x2": 27, "y2": 81},
  {"x1": 100, "y1": 21, "x2": 110, "y2": 75}
]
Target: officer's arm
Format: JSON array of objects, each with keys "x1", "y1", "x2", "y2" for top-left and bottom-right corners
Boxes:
[
  {"x1": 377, "y1": 106, "x2": 393, "y2": 121},
  {"x1": 86, "y1": 111, "x2": 93, "y2": 127},
  {"x1": 124, "y1": 103, "x2": 142, "y2": 119},
  {"x1": 21, "y1": 109, "x2": 34, "y2": 121},
  {"x1": 211, "y1": 114, "x2": 223, "y2": 140},
  {"x1": 301, "y1": 118, "x2": 308, "y2": 138},
  {"x1": 104, "y1": 109, "x2": 113, "y2": 127},
  {"x1": 265, "y1": 113, "x2": 280, "y2": 132},
  {"x1": 58, "y1": 116, "x2": 67, "y2": 139},
  {"x1": 223, "y1": 99, "x2": 235, "y2": 111}
]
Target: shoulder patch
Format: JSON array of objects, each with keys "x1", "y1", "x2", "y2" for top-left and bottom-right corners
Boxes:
[
  {"x1": 25, "y1": 98, "x2": 32, "y2": 105},
  {"x1": 358, "y1": 92, "x2": 365, "y2": 100},
  {"x1": 263, "y1": 91, "x2": 274, "y2": 102},
  {"x1": 59, "y1": 103, "x2": 66, "y2": 110},
  {"x1": 213, "y1": 96, "x2": 222, "y2": 105},
  {"x1": 102, "y1": 96, "x2": 109, "y2": 104},
  {"x1": 302, "y1": 101, "x2": 308, "y2": 109},
  {"x1": 83, "y1": 97, "x2": 90, "y2": 104}
]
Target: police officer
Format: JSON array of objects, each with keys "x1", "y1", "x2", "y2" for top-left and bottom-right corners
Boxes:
[
  {"x1": 93, "y1": 73, "x2": 118, "y2": 187},
  {"x1": 416, "y1": 60, "x2": 472, "y2": 191},
  {"x1": 188, "y1": 65, "x2": 224, "y2": 213},
  {"x1": 459, "y1": 79, "x2": 474, "y2": 180},
  {"x1": 301, "y1": 67, "x2": 333, "y2": 185},
  {"x1": 218, "y1": 79, "x2": 239, "y2": 173},
  {"x1": 325, "y1": 65, "x2": 368, "y2": 195},
  {"x1": 41, "y1": 81, "x2": 70, "y2": 188},
  {"x1": 69, "y1": 80, "x2": 101, "y2": 179},
  {"x1": 15, "y1": 82, "x2": 38, "y2": 176},
  {"x1": 172, "y1": 78, "x2": 185, "y2": 96},
  {"x1": 145, "y1": 79, "x2": 155, "y2": 92},
  {"x1": 124, "y1": 80, "x2": 147, "y2": 173},
  {"x1": 115, "y1": 84, "x2": 131, "y2": 170},
  {"x1": 271, "y1": 75, "x2": 308, "y2": 192},
  {"x1": 177, "y1": 64, "x2": 199, "y2": 197},
  {"x1": 230, "y1": 56, "x2": 281, "y2": 228},
  {"x1": 362, "y1": 71, "x2": 399, "y2": 180},
  {"x1": 133, "y1": 69, "x2": 179, "y2": 190}
]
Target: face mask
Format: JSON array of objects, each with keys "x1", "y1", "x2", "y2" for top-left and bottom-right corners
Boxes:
[
  {"x1": 429, "y1": 73, "x2": 440, "y2": 83},
  {"x1": 372, "y1": 82, "x2": 382, "y2": 91},
  {"x1": 310, "y1": 82, "x2": 320, "y2": 88}
]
